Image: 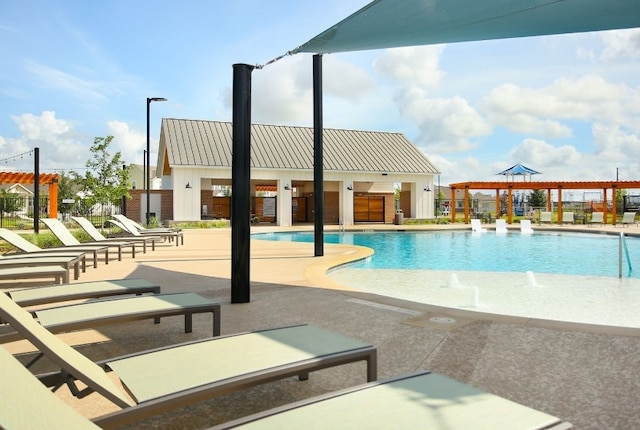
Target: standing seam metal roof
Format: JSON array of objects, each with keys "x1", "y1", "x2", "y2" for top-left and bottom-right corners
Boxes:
[{"x1": 160, "y1": 118, "x2": 440, "y2": 174}]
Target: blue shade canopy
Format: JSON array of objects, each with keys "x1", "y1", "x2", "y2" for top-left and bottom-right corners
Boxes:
[
  {"x1": 497, "y1": 163, "x2": 541, "y2": 176},
  {"x1": 291, "y1": 0, "x2": 640, "y2": 54}
]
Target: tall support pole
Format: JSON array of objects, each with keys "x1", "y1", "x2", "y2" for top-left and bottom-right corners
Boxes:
[
  {"x1": 313, "y1": 54, "x2": 324, "y2": 257},
  {"x1": 146, "y1": 100, "x2": 151, "y2": 224},
  {"x1": 231, "y1": 63, "x2": 253, "y2": 303},
  {"x1": 34, "y1": 147, "x2": 40, "y2": 233}
]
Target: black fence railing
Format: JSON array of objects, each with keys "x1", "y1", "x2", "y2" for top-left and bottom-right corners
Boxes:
[{"x1": 0, "y1": 197, "x2": 122, "y2": 230}]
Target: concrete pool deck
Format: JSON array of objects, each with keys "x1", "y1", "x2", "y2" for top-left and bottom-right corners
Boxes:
[{"x1": 1, "y1": 223, "x2": 639, "y2": 429}]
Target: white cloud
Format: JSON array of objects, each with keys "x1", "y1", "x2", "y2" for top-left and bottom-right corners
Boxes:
[
  {"x1": 402, "y1": 95, "x2": 492, "y2": 153},
  {"x1": 374, "y1": 46, "x2": 446, "y2": 90},
  {"x1": 483, "y1": 75, "x2": 640, "y2": 137},
  {"x1": 600, "y1": 28, "x2": 640, "y2": 60},
  {"x1": 106, "y1": 120, "x2": 146, "y2": 166},
  {"x1": 1, "y1": 111, "x2": 86, "y2": 171}
]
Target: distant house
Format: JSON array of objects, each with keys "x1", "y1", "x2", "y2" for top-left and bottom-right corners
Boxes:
[{"x1": 151, "y1": 119, "x2": 440, "y2": 226}]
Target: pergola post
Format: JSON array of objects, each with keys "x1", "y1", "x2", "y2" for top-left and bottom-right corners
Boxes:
[{"x1": 507, "y1": 185, "x2": 513, "y2": 224}]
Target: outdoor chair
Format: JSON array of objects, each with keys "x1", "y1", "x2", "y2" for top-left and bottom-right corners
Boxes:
[
  {"x1": 539, "y1": 211, "x2": 552, "y2": 225},
  {"x1": 520, "y1": 219, "x2": 534, "y2": 234},
  {"x1": 561, "y1": 212, "x2": 575, "y2": 224},
  {"x1": 0, "y1": 291, "x2": 220, "y2": 343},
  {"x1": 588, "y1": 212, "x2": 604, "y2": 226},
  {"x1": 0, "y1": 253, "x2": 83, "y2": 281},
  {"x1": 211, "y1": 371, "x2": 572, "y2": 430},
  {"x1": 470, "y1": 219, "x2": 486, "y2": 233},
  {"x1": 0, "y1": 345, "x2": 101, "y2": 430},
  {"x1": 6, "y1": 278, "x2": 160, "y2": 307},
  {"x1": 41, "y1": 218, "x2": 137, "y2": 261},
  {"x1": 495, "y1": 219, "x2": 508, "y2": 234},
  {"x1": 113, "y1": 215, "x2": 184, "y2": 245},
  {"x1": 108, "y1": 219, "x2": 180, "y2": 247},
  {"x1": 72, "y1": 216, "x2": 156, "y2": 252},
  {"x1": 620, "y1": 212, "x2": 638, "y2": 227},
  {"x1": 0, "y1": 292, "x2": 376, "y2": 430},
  {"x1": 0, "y1": 227, "x2": 108, "y2": 269},
  {"x1": 0, "y1": 265, "x2": 68, "y2": 284}
]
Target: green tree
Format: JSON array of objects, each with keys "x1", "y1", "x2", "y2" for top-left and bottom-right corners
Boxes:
[
  {"x1": 0, "y1": 188, "x2": 23, "y2": 215},
  {"x1": 527, "y1": 190, "x2": 546, "y2": 208},
  {"x1": 56, "y1": 171, "x2": 78, "y2": 214},
  {"x1": 72, "y1": 136, "x2": 131, "y2": 211}
]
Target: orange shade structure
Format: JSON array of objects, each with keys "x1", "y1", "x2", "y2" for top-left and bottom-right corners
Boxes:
[{"x1": 0, "y1": 172, "x2": 59, "y2": 218}]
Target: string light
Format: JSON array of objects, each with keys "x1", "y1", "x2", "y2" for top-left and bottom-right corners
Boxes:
[{"x1": 0, "y1": 149, "x2": 34, "y2": 164}]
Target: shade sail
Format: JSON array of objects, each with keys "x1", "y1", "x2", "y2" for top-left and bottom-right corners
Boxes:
[{"x1": 292, "y1": 0, "x2": 640, "y2": 54}]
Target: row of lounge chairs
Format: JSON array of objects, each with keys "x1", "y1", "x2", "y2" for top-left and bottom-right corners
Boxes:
[
  {"x1": 0, "y1": 284, "x2": 571, "y2": 429},
  {"x1": 0, "y1": 219, "x2": 572, "y2": 428},
  {"x1": 539, "y1": 211, "x2": 638, "y2": 227},
  {"x1": 0, "y1": 215, "x2": 179, "y2": 285}
]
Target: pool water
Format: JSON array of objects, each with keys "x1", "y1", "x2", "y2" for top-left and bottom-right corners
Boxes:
[
  {"x1": 255, "y1": 230, "x2": 640, "y2": 327},
  {"x1": 256, "y1": 230, "x2": 639, "y2": 278}
]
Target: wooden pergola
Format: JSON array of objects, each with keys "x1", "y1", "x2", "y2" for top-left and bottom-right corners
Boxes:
[
  {"x1": 449, "y1": 180, "x2": 640, "y2": 225},
  {"x1": 0, "y1": 172, "x2": 59, "y2": 218}
]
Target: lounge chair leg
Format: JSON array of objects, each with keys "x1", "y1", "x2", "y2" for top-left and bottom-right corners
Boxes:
[
  {"x1": 298, "y1": 372, "x2": 309, "y2": 381},
  {"x1": 154, "y1": 317, "x2": 160, "y2": 324},
  {"x1": 185, "y1": 314, "x2": 193, "y2": 333}
]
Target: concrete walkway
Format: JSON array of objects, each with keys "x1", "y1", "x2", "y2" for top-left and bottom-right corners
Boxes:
[{"x1": 2, "y1": 225, "x2": 639, "y2": 429}]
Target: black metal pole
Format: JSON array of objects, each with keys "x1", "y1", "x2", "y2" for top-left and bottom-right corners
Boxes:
[
  {"x1": 146, "y1": 97, "x2": 167, "y2": 224},
  {"x1": 313, "y1": 54, "x2": 324, "y2": 257},
  {"x1": 34, "y1": 147, "x2": 40, "y2": 233},
  {"x1": 231, "y1": 63, "x2": 253, "y2": 303},
  {"x1": 146, "y1": 99, "x2": 151, "y2": 224}
]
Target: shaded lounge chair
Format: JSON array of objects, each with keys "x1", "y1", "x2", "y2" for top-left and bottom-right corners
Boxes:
[
  {"x1": 212, "y1": 371, "x2": 572, "y2": 430},
  {"x1": 470, "y1": 219, "x2": 486, "y2": 233},
  {"x1": 520, "y1": 219, "x2": 534, "y2": 234},
  {"x1": 113, "y1": 214, "x2": 184, "y2": 246},
  {"x1": 620, "y1": 212, "x2": 638, "y2": 227},
  {"x1": 588, "y1": 212, "x2": 604, "y2": 227},
  {"x1": 0, "y1": 293, "x2": 376, "y2": 429},
  {"x1": 539, "y1": 211, "x2": 553, "y2": 225},
  {"x1": 0, "y1": 292, "x2": 220, "y2": 343},
  {"x1": 0, "y1": 227, "x2": 108, "y2": 269},
  {"x1": 562, "y1": 212, "x2": 575, "y2": 224},
  {"x1": 7, "y1": 278, "x2": 160, "y2": 307},
  {"x1": 41, "y1": 218, "x2": 136, "y2": 261},
  {"x1": 72, "y1": 216, "x2": 156, "y2": 252},
  {"x1": 495, "y1": 219, "x2": 508, "y2": 234}
]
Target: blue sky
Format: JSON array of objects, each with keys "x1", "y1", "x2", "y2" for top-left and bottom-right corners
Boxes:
[{"x1": 1, "y1": 0, "x2": 639, "y2": 188}]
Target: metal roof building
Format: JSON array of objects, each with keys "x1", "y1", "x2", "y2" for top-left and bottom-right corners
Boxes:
[{"x1": 156, "y1": 118, "x2": 439, "y2": 225}]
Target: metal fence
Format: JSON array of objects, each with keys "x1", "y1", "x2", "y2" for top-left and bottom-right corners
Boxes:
[{"x1": 0, "y1": 197, "x2": 122, "y2": 230}]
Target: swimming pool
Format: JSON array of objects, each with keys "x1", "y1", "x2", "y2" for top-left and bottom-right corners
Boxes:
[
  {"x1": 255, "y1": 230, "x2": 640, "y2": 328},
  {"x1": 255, "y1": 230, "x2": 639, "y2": 278}
]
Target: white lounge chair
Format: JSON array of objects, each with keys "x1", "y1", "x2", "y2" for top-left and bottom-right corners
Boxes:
[
  {"x1": 212, "y1": 371, "x2": 572, "y2": 430},
  {"x1": 588, "y1": 212, "x2": 604, "y2": 226},
  {"x1": 562, "y1": 212, "x2": 575, "y2": 224},
  {"x1": 0, "y1": 293, "x2": 375, "y2": 429},
  {"x1": 470, "y1": 219, "x2": 486, "y2": 233},
  {"x1": 72, "y1": 216, "x2": 157, "y2": 253},
  {"x1": 495, "y1": 219, "x2": 508, "y2": 234},
  {"x1": 620, "y1": 212, "x2": 638, "y2": 227},
  {"x1": 520, "y1": 219, "x2": 534, "y2": 234},
  {"x1": 41, "y1": 218, "x2": 137, "y2": 261},
  {"x1": 539, "y1": 211, "x2": 552, "y2": 225}
]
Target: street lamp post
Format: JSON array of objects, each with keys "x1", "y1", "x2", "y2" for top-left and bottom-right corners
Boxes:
[{"x1": 146, "y1": 97, "x2": 167, "y2": 224}]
